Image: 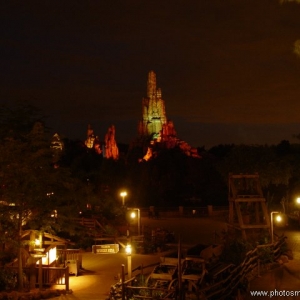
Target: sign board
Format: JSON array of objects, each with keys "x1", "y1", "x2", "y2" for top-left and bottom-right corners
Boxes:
[
  {"x1": 92, "y1": 244, "x2": 119, "y2": 254},
  {"x1": 34, "y1": 248, "x2": 45, "y2": 252},
  {"x1": 31, "y1": 253, "x2": 47, "y2": 258}
]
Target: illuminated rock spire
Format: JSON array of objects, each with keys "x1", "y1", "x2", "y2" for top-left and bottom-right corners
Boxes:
[
  {"x1": 138, "y1": 71, "x2": 200, "y2": 161},
  {"x1": 139, "y1": 71, "x2": 168, "y2": 139},
  {"x1": 147, "y1": 70, "x2": 157, "y2": 99}
]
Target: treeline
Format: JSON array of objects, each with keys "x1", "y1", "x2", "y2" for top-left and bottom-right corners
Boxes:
[
  {"x1": 60, "y1": 133, "x2": 300, "y2": 215},
  {"x1": 209, "y1": 140, "x2": 300, "y2": 211},
  {"x1": 1, "y1": 102, "x2": 300, "y2": 238}
]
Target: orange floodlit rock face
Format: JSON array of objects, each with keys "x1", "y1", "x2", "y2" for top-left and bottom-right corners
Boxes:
[
  {"x1": 104, "y1": 125, "x2": 119, "y2": 160},
  {"x1": 84, "y1": 124, "x2": 119, "y2": 159},
  {"x1": 138, "y1": 71, "x2": 200, "y2": 161}
]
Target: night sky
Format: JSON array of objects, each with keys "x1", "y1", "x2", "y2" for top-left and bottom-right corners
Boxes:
[{"x1": 1, "y1": 0, "x2": 300, "y2": 149}]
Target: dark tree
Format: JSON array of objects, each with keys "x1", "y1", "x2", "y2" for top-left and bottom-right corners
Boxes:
[{"x1": 0, "y1": 103, "x2": 80, "y2": 289}]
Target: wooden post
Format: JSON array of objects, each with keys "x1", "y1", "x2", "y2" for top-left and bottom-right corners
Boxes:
[
  {"x1": 207, "y1": 205, "x2": 213, "y2": 217},
  {"x1": 39, "y1": 258, "x2": 43, "y2": 290},
  {"x1": 255, "y1": 202, "x2": 260, "y2": 223},
  {"x1": 64, "y1": 244, "x2": 67, "y2": 264},
  {"x1": 65, "y1": 266, "x2": 69, "y2": 291},
  {"x1": 151, "y1": 229, "x2": 155, "y2": 242},
  {"x1": 127, "y1": 254, "x2": 132, "y2": 280},
  {"x1": 178, "y1": 235, "x2": 184, "y2": 300},
  {"x1": 28, "y1": 259, "x2": 36, "y2": 290},
  {"x1": 27, "y1": 231, "x2": 35, "y2": 290},
  {"x1": 37, "y1": 232, "x2": 43, "y2": 291},
  {"x1": 122, "y1": 264, "x2": 125, "y2": 300},
  {"x1": 179, "y1": 206, "x2": 183, "y2": 217}
]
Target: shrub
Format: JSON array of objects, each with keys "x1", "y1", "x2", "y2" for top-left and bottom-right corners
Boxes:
[
  {"x1": 0, "y1": 268, "x2": 17, "y2": 291},
  {"x1": 221, "y1": 238, "x2": 253, "y2": 265},
  {"x1": 257, "y1": 246, "x2": 275, "y2": 263}
]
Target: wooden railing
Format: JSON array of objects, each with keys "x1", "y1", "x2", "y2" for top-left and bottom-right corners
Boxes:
[
  {"x1": 75, "y1": 217, "x2": 105, "y2": 230},
  {"x1": 109, "y1": 236, "x2": 286, "y2": 299},
  {"x1": 57, "y1": 248, "x2": 83, "y2": 269},
  {"x1": 41, "y1": 266, "x2": 69, "y2": 290},
  {"x1": 199, "y1": 236, "x2": 287, "y2": 299},
  {"x1": 140, "y1": 206, "x2": 229, "y2": 218},
  {"x1": 6, "y1": 266, "x2": 70, "y2": 291}
]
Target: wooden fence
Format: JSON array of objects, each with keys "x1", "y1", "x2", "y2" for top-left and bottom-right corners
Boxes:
[
  {"x1": 74, "y1": 217, "x2": 104, "y2": 237},
  {"x1": 57, "y1": 248, "x2": 83, "y2": 269},
  {"x1": 4, "y1": 249, "x2": 82, "y2": 291},
  {"x1": 6, "y1": 266, "x2": 70, "y2": 291},
  {"x1": 202, "y1": 236, "x2": 286, "y2": 299},
  {"x1": 40, "y1": 266, "x2": 69, "y2": 290},
  {"x1": 140, "y1": 206, "x2": 228, "y2": 218}
]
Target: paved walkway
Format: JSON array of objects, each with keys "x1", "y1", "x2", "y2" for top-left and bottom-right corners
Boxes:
[
  {"x1": 49, "y1": 216, "x2": 227, "y2": 300},
  {"x1": 57, "y1": 255, "x2": 300, "y2": 300},
  {"x1": 48, "y1": 222, "x2": 300, "y2": 300},
  {"x1": 50, "y1": 251, "x2": 162, "y2": 300}
]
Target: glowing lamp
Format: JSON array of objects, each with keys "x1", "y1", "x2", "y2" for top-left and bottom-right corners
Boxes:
[{"x1": 125, "y1": 244, "x2": 132, "y2": 255}]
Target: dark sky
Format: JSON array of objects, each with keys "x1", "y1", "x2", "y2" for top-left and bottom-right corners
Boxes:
[{"x1": 1, "y1": 0, "x2": 300, "y2": 148}]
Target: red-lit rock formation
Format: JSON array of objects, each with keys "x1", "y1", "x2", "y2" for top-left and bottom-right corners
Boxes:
[
  {"x1": 104, "y1": 125, "x2": 119, "y2": 160},
  {"x1": 84, "y1": 124, "x2": 119, "y2": 159},
  {"x1": 85, "y1": 125, "x2": 119, "y2": 159}
]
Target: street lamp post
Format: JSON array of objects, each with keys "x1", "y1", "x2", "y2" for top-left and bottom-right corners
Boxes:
[
  {"x1": 129, "y1": 208, "x2": 141, "y2": 236},
  {"x1": 120, "y1": 191, "x2": 127, "y2": 207},
  {"x1": 125, "y1": 244, "x2": 132, "y2": 279},
  {"x1": 296, "y1": 197, "x2": 300, "y2": 225},
  {"x1": 270, "y1": 211, "x2": 281, "y2": 244}
]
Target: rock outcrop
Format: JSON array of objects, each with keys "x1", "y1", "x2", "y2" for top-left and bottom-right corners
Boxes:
[{"x1": 84, "y1": 124, "x2": 101, "y2": 154}]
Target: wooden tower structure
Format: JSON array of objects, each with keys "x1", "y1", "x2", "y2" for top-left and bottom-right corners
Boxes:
[{"x1": 228, "y1": 173, "x2": 270, "y2": 240}]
